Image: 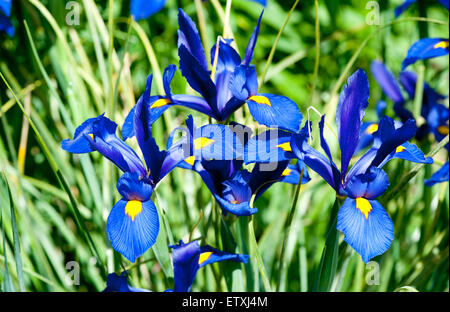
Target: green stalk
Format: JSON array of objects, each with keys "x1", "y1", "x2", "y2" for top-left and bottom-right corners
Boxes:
[
  {"x1": 0, "y1": 70, "x2": 107, "y2": 279},
  {"x1": 259, "y1": 0, "x2": 300, "y2": 88},
  {"x1": 312, "y1": 197, "x2": 341, "y2": 292},
  {"x1": 277, "y1": 168, "x2": 304, "y2": 291}
]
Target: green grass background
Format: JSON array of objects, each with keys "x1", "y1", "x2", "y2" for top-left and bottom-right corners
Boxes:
[{"x1": 0, "y1": 0, "x2": 448, "y2": 292}]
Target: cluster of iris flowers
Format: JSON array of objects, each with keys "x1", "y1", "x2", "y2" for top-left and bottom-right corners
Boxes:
[{"x1": 58, "y1": 2, "x2": 448, "y2": 291}]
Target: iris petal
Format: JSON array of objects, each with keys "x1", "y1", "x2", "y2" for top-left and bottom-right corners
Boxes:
[
  {"x1": 344, "y1": 166, "x2": 389, "y2": 200},
  {"x1": 107, "y1": 199, "x2": 159, "y2": 263},
  {"x1": 336, "y1": 69, "x2": 370, "y2": 178},
  {"x1": 130, "y1": 0, "x2": 166, "y2": 21},
  {"x1": 425, "y1": 162, "x2": 449, "y2": 187},
  {"x1": 337, "y1": 198, "x2": 394, "y2": 263},
  {"x1": 402, "y1": 38, "x2": 449, "y2": 69},
  {"x1": 371, "y1": 61, "x2": 404, "y2": 104}
]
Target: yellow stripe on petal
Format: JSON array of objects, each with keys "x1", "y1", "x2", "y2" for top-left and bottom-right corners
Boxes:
[
  {"x1": 276, "y1": 142, "x2": 292, "y2": 152},
  {"x1": 281, "y1": 169, "x2": 292, "y2": 177},
  {"x1": 125, "y1": 200, "x2": 143, "y2": 222},
  {"x1": 150, "y1": 98, "x2": 171, "y2": 109},
  {"x1": 437, "y1": 125, "x2": 449, "y2": 135},
  {"x1": 366, "y1": 123, "x2": 379, "y2": 134},
  {"x1": 194, "y1": 137, "x2": 215, "y2": 150},
  {"x1": 248, "y1": 95, "x2": 272, "y2": 107},
  {"x1": 434, "y1": 41, "x2": 449, "y2": 49},
  {"x1": 184, "y1": 155, "x2": 195, "y2": 166},
  {"x1": 355, "y1": 198, "x2": 372, "y2": 220},
  {"x1": 198, "y1": 252, "x2": 213, "y2": 265},
  {"x1": 89, "y1": 133, "x2": 94, "y2": 140},
  {"x1": 396, "y1": 146, "x2": 406, "y2": 153}
]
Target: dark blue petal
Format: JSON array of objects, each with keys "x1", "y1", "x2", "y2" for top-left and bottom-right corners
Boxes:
[
  {"x1": 355, "y1": 122, "x2": 378, "y2": 154},
  {"x1": 247, "y1": 93, "x2": 303, "y2": 132},
  {"x1": 344, "y1": 166, "x2": 389, "y2": 200},
  {"x1": 104, "y1": 271, "x2": 151, "y2": 292},
  {"x1": 425, "y1": 162, "x2": 449, "y2": 187},
  {"x1": 170, "y1": 240, "x2": 201, "y2": 292},
  {"x1": 337, "y1": 198, "x2": 394, "y2": 263},
  {"x1": 319, "y1": 116, "x2": 341, "y2": 189},
  {"x1": 178, "y1": 8, "x2": 209, "y2": 72},
  {"x1": 198, "y1": 245, "x2": 249, "y2": 267},
  {"x1": 242, "y1": 11, "x2": 263, "y2": 66},
  {"x1": 336, "y1": 69, "x2": 370, "y2": 178},
  {"x1": 178, "y1": 45, "x2": 219, "y2": 117},
  {"x1": 248, "y1": 0, "x2": 267, "y2": 6},
  {"x1": 402, "y1": 38, "x2": 449, "y2": 69},
  {"x1": 437, "y1": 0, "x2": 449, "y2": 10},
  {"x1": 107, "y1": 199, "x2": 159, "y2": 263},
  {"x1": 249, "y1": 161, "x2": 290, "y2": 200},
  {"x1": 394, "y1": 0, "x2": 417, "y2": 17},
  {"x1": 61, "y1": 115, "x2": 101, "y2": 154},
  {"x1": 215, "y1": 195, "x2": 258, "y2": 216},
  {"x1": 0, "y1": 13, "x2": 14, "y2": 36},
  {"x1": 130, "y1": 0, "x2": 166, "y2": 21},
  {"x1": 116, "y1": 172, "x2": 153, "y2": 202},
  {"x1": 371, "y1": 61, "x2": 404, "y2": 104}
]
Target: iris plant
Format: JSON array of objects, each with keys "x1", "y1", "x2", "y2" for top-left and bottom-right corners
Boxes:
[
  {"x1": 0, "y1": 0, "x2": 13, "y2": 36},
  {"x1": 288, "y1": 69, "x2": 433, "y2": 262}
]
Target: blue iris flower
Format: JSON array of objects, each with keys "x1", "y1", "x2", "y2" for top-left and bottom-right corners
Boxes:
[
  {"x1": 104, "y1": 240, "x2": 248, "y2": 292},
  {"x1": 425, "y1": 161, "x2": 449, "y2": 186},
  {"x1": 395, "y1": 0, "x2": 449, "y2": 17},
  {"x1": 167, "y1": 240, "x2": 249, "y2": 292},
  {"x1": 171, "y1": 121, "x2": 308, "y2": 216},
  {"x1": 103, "y1": 271, "x2": 151, "y2": 292},
  {"x1": 141, "y1": 9, "x2": 302, "y2": 132},
  {"x1": 0, "y1": 0, "x2": 14, "y2": 36},
  {"x1": 62, "y1": 75, "x2": 195, "y2": 263},
  {"x1": 288, "y1": 69, "x2": 433, "y2": 263}
]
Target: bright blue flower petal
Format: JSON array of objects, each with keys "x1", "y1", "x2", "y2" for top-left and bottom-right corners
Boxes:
[
  {"x1": 247, "y1": 93, "x2": 303, "y2": 132},
  {"x1": 425, "y1": 162, "x2": 449, "y2": 187},
  {"x1": 0, "y1": 0, "x2": 12, "y2": 17},
  {"x1": 337, "y1": 198, "x2": 394, "y2": 263},
  {"x1": 336, "y1": 69, "x2": 370, "y2": 177},
  {"x1": 344, "y1": 166, "x2": 389, "y2": 200},
  {"x1": 116, "y1": 172, "x2": 153, "y2": 202},
  {"x1": 402, "y1": 38, "x2": 449, "y2": 69},
  {"x1": 242, "y1": 11, "x2": 263, "y2": 66},
  {"x1": 107, "y1": 198, "x2": 159, "y2": 263},
  {"x1": 130, "y1": 0, "x2": 166, "y2": 21},
  {"x1": 248, "y1": 0, "x2": 267, "y2": 6},
  {"x1": 279, "y1": 161, "x2": 311, "y2": 185},
  {"x1": 378, "y1": 142, "x2": 434, "y2": 168}
]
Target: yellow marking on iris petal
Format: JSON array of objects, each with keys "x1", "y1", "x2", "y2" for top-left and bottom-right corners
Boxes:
[
  {"x1": 276, "y1": 142, "x2": 292, "y2": 152},
  {"x1": 437, "y1": 125, "x2": 449, "y2": 135},
  {"x1": 281, "y1": 169, "x2": 292, "y2": 177},
  {"x1": 396, "y1": 146, "x2": 406, "y2": 153},
  {"x1": 366, "y1": 123, "x2": 379, "y2": 134},
  {"x1": 248, "y1": 95, "x2": 272, "y2": 107},
  {"x1": 198, "y1": 252, "x2": 213, "y2": 264},
  {"x1": 230, "y1": 200, "x2": 240, "y2": 204},
  {"x1": 355, "y1": 198, "x2": 373, "y2": 220},
  {"x1": 194, "y1": 137, "x2": 215, "y2": 150},
  {"x1": 125, "y1": 200, "x2": 143, "y2": 222},
  {"x1": 89, "y1": 133, "x2": 94, "y2": 140},
  {"x1": 150, "y1": 98, "x2": 171, "y2": 109},
  {"x1": 185, "y1": 156, "x2": 195, "y2": 166},
  {"x1": 434, "y1": 41, "x2": 449, "y2": 49}
]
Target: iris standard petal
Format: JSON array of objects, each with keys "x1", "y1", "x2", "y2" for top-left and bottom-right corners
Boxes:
[
  {"x1": 106, "y1": 199, "x2": 159, "y2": 263},
  {"x1": 402, "y1": 38, "x2": 449, "y2": 69},
  {"x1": 371, "y1": 61, "x2": 405, "y2": 104},
  {"x1": 425, "y1": 162, "x2": 449, "y2": 187},
  {"x1": 344, "y1": 166, "x2": 389, "y2": 200},
  {"x1": 246, "y1": 93, "x2": 303, "y2": 132},
  {"x1": 130, "y1": 0, "x2": 166, "y2": 21},
  {"x1": 319, "y1": 116, "x2": 341, "y2": 187},
  {"x1": 242, "y1": 11, "x2": 263, "y2": 66},
  {"x1": 337, "y1": 198, "x2": 394, "y2": 263},
  {"x1": 178, "y1": 45, "x2": 219, "y2": 117},
  {"x1": 178, "y1": 8, "x2": 209, "y2": 72},
  {"x1": 336, "y1": 69, "x2": 370, "y2": 177}
]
